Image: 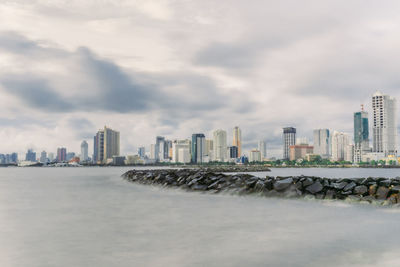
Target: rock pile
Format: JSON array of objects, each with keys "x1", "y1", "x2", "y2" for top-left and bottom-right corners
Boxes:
[{"x1": 122, "y1": 169, "x2": 400, "y2": 206}]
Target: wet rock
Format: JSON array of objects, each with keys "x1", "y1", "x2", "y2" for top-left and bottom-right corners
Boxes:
[
  {"x1": 343, "y1": 182, "x2": 356, "y2": 192},
  {"x1": 354, "y1": 185, "x2": 368, "y2": 195},
  {"x1": 305, "y1": 181, "x2": 323, "y2": 194},
  {"x1": 369, "y1": 184, "x2": 378, "y2": 196},
  {"x1": 302, "y1": 178, "x2": 314, "y2": 187},
  {"x1": 376, "y1": 186, "x2": 390, "y2": 200},
  {"x1": 380, "y1": 179, "x2": 392, "y2": 187},
  {"x1": 332, "y1": 181, "x2": 347, "y2": 190},
  {"x1": 273, "y1": 178, "x2": 293, "y2": 191}
]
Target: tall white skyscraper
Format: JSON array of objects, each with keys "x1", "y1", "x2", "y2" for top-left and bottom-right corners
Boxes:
[
  {"x1": 331, "y1": 131, "x2": 350, "y2": 161},
  {"x1": 213, "y1": 129, "x2": 227, "y2": 162},
  {"x1": 258, "y1": 140, "x2": 267, "y2": 159},
  {"x1": 313, "y1": 129, "x2": 330, "y2": 159},
  {"x1": 80, "y1": 140, "x2": 89, "y2": 162},
  {"x1": 372, "y1": 91, "x2": 397, "y2": 156},
  {"x1": 233, "y1": 126, "x2": 242, "y2": 157},
  {"x1": 283, "y1": 127, "x2": 296, "y2": 160}
]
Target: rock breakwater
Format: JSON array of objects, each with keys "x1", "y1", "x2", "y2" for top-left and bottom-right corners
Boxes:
[{"x1": 122, "y1": 169, "x2": 400, "y2": 206}]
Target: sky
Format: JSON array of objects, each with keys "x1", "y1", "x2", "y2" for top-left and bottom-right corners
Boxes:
[{"x1": 1, "y1": 0, "x2": 400, "y2": 158}]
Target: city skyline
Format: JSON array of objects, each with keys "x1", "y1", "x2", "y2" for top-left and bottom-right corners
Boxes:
[{"x1": 2, "y1": 2, "x2": 400, "y2": 157}]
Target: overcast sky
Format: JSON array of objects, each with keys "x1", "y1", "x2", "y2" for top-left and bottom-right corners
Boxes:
[{"x1": 1, "y1": 0, "x2": 400, "y2": 158}]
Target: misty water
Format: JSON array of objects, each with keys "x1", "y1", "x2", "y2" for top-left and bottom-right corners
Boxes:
[{"x1": 1, "y1": 167, "x2": 400, "y2": 267}]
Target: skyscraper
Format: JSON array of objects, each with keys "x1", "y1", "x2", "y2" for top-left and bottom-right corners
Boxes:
[
  {"x1": 228, "y1": 146, "x2": 238, "y2": 159},
  {"x1": 354, "y1": 109, "x2": 369, "y2": 162},
  {"x1": 205, "y1": 139, "x2": 213, "y2": 157},
  {"x1": 155, "y1": 136, "x2": 165, "y2": 162},
  {"x1": 81, "y1": 140, "x2": 89, "y2": 162},
  {"x1": 233, "y1": 126, "x2": 242, "y2": 157},
  {"x1": 172, "y1": 139, "x2": 191, "y2": 163},
  {"x1": 258, "y1": 140, "x2": 267, "y2": 160},
  {"x1": 40, "y1": 151, "x2": 47, "y2": 163},
  {"x1": 213, "y1": 129, "x2": 227, "y2": 162},
  {"x1": 331, "y1": 131, "x2": 350, "y2": 162},
  {"x1": 25, "y1": 149, "x2": 36, "y2": 162},
  {"x1": 138, "y1": 147, "x2": 146, "y2": 158},
  {"x1": 283, "y1": 127, "x2": 296, "y2": 160},
  {"x1": 313, "y1": 129, "x2": 330, "y2": 159},
  {"x1": 57, "y1": 147, "x2": 67, "y2": 162},
  {"x1": 372, "y1": 91, "x2": 397, "y2": 156},
  {"x1": 191, "y1": 133, "x2": 206, "y2": 164},
  {"x1": 94, "y1": 126, "x2": 120, "y2": 164}
]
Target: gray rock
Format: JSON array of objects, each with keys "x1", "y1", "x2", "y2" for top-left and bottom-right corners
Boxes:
[
  {"x1": 305, "y1": 181, "x2": 323, "y2": 194},
  {"x1": 332, "y1": 181, "x2": 347, "y2": 190},
  {"x1": 343, "y1": 182, "x2": 356, "y2": 192},
  {"x1": 273, "y1": 178, "x2": 293, "y2": 191},
  {"x1": 376, "y1": 186, "x2": 390, "y2": 200},
  {"x1": 380, "y1": 179, "x2": 392, "y2": 187},
  {"x1": 254, "y1": 180, "x2": 265, "y2": 192},
  {"x1": 302, "y1": 178, "x2": 314, "y2": 187},
  {"x1": 354, "y1": 185, "x2": 368, "y2": 195}
]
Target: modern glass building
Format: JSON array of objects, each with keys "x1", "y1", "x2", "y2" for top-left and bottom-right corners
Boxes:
[
  {"x1": 191, "y1": 133, "x2": 206, "y2": 164},
  {"x1": 283, "y1": 127, "x2": 296, "y2": 160}
]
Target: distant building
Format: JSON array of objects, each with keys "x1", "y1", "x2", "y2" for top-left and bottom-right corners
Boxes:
[
  {"x1": 228, "y1": 146, "x2": 238, "y2": 159},
  {"x1": 138, "y1": 147, "x2": 146, "y2": 158},
  {"x1": 112, "y1": 156, "x2": 126, "y2": 166},
  {"x1": 205, "y1": 139, "x2": 213, "y2": 158},
  {"x1": 48, "y1": 153, "x2": 54, "y2": 162},
  {"x1": 213, "y1": 129, "x2": 227, "y2": 162},
  {"x1": 66, "y1": 152, "x2": 75, "y2": 161},
  {"x1": 331, "y1": 131, "x2": 350, "y2": 162},
  {"x1": 191, "y1": 133, "x2": 206, "y2": 164},
  {"x1": 150, "y1": 144, "x2": 156, "y2": 160},
  {"x1": 57, "y1": 147, "x2": 67, "y2": 162},
  {"x1": 172, "y1": 139, "x2": 191, "y2": 163},
  {"x1": 354, "y1": 109, "x2": 370, "y2": 163},
  {"x1": 155, "y1": 136, "x2": 165, "y2": 162},
  {"x1": 283, "y1": 127, "x2": 296, "y2": 160},
  {"x1": 25, "y1": 149, "x2": 36, "y2": 162},
  {"x1": 94, "y1": 126, "x2": 120, "y2": 164},
  {"x1": 40, "y1": 151, "x2": 47, "y2": 163},
  {"x1": 258, "y1": 140, "x2": 267, "y2": 160},
  {"x1": 289, "y1": 145, "x2": 314, "y2": 161},
  {"x1": 372, "y1": 91, "x2": 397, "y2": 156},
  {"x1": 81, "y1": 140, "x2": 89, "y2": 162},
  {"x1": 249, "y1": 149, "x2": 261, "y2": 162},
  {"x1": 345, "y1": 144, "x2": 355, "y2": 163},
  {"x1": 296, "y1": 137, "x2": 308, "y2": 145},
  {"x1": 233, "y1": 126, "x2": 242, "y2": 157},
  {"x1": 313, "y1": 129, "x2": 330, "y2": 159}
]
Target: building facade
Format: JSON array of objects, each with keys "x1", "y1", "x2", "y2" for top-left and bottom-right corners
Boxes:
[
  {"x1": 81, "y1": 140, "x2": 89, "y2": 162},
  {"x1": 233, "y1": 126, "x2": 242, "y2": 157},
  {"x1": 57, "y1": 147, "x2": 67, "y2": 162},
  {"x1": 191, "y1": 133, "x2": 206, "y2": 164},
  {"x1": 283, "y1": 127, "x2": 296, "y2": 160},
  {"x1": 213, "y1": 129, "x2": 227, "y2": 162},
  {"x1": 331, "y1": 131, "x2": 350, "y2": 162},
  {"x1": 172, "y1": 139, "x2": 191, "y2": 163},
  {"x1": 289, "y1": 145, "x2": 314, "y2": 161},
  {"x1": 94, "y1": 126, "x2": 120, "y2": 164},
  {"x1": 249, "y1": 149, "x2": 261, "y2": 162},
  {"x1": 258, "y1": 140, "x2": 267, "y2": 160},
  {"x1": 354, "y1": 110, "x2": 370, "y2": 162},
  {"x1": 372, "y1": 91, "x2": 397, "y2": 156},
  {"x1": 313, "y1": 129, "x2": 330, "y2": 159},
  {"x1": 138, "y1": 147, "x2": 146, "y2": 158}
]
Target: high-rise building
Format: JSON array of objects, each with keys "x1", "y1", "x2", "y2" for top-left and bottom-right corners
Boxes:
[
  {"x1": 258, "y1": 140, "x2": 267, "y2": 160},
  {"x1": 249, "y1": 149, "x2": 261, "y2": 162},
  {"x1": 93, "y1": 130, "x2": 104, "y2": 163},
  {"x1": 81, "y1": 140, "x2": 89, "y2": 162},
  {"x1": 228, "y1": 146, "x2": 238, "y2": 159},
  {"x1": 233, "y1": 126, "x2": 242, "y2": 157},
  {"x1": 191, "y1": 133, "x2": 206, "y2": 164},
  {"x1": 25, "y1": 149, "x2": 36, "y2": 162},
  {"x1": 48, "y1": 153, "x2": 54, "y2": 162},
  {"x1": 138, "y1": 147, "x2": 146, "y2": 158},
  {"x1": 57, "y1": 147, "x2": 67, "y2": 162},
  {"x1": 150, "y1": 144, "x2": 156, "y2": 160},
  {"x1": 94, "y1": 126, "x2": 120, "y2": 164},
  {"x1": 283, "y1": 127, "x2": 296, "y2": 160},
  {"x1": 354, "y1": 109, "x2": 370, "y2": 163},
  {"x1": 103, "y1": 126, "x2": 120, "y2": 162},
  {"x1": 331, "y1": 131, "x2": 350, "y2": 162},
  {"x1": 296, "y1": 137, "x2": 308, "y2": 145},
  {"x1": 205, "y1": 139, "x2": 213, "y2": 157},
  {"x1": 164, "y1": 140, "x2": 172, "y2": 161},
  {"x1": 66, "y1": 152, "x2": 75, "y2": 161},
  {"x1": 213, "y1": 129, "x2": 227, "y2": 162},
  {"x1": 313, "y1": 129, "x2": 330, "y2": 159},
  {"x1": 155, "y1": 136, "x2": 165, "y2": 162},
  {"x1": 172, "y1": 139, "x2": 191, "y2": 163},
  {"x1": 372, "y1": 91, "x2": 397, "y2": 156},
  {"x1": 40, "y1": 151, "x2": 47, "y2": 163}
]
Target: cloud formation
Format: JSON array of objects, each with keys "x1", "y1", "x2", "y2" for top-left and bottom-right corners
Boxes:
[{"x1": 1, "y1": 0, "x2": 400, "y2": 158}]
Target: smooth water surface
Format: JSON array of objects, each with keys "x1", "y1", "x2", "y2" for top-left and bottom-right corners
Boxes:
[{"x1": 1, "y1": 167, "x2": 400, "y2": 267}]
